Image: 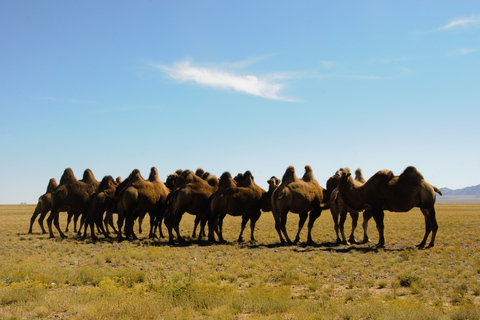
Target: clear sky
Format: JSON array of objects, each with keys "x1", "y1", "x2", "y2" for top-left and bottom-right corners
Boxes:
[{"x1": 1, "y1": 1, "x2": 479, "y2": 204}]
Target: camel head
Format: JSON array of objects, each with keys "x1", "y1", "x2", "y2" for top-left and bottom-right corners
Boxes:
[
  {"x1": 166, "y1": 173, "x2": 179, "y2": 190},
  {"x1": 267, "y1": 176, "x2": 281, "y2": 189},
  {"x1": 334, "y1": 168, "x2": 351, "y2": 184},
  {"x1": 98, "y1": 175, "x2": 117, "y2": 191},
  {"x1": 234, "y1": 173, "x2": 244, "y2": 185},
  {"x1": 116, "y1": 176, "x2": 123, "y2": 184}
]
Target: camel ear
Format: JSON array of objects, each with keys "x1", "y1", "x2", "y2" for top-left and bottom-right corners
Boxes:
[{"x1": 347, "y1": 173, "x2": 351, "y2": 178}]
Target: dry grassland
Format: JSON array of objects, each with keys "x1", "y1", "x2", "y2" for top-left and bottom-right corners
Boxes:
[{"x1": 0, "y1": 204, "x2": 479, "y2": 319}]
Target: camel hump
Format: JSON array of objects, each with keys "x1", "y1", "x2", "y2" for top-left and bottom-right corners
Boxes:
[
  {"x1": 128, "y1": 169, "x2": 143, "y2": 183},
  {"x1": 282, "y1": 166, "x2": 298, "y2": 184},
  {"x1": 148, "y1": 167, "x2": 160, "y2": 182},
  {"x1": 195, "y1": 168, "x2": 205, "y2": 177},
  {"x1": 399, "y1": 166, "x2": 424, "y2": 185},
  {"x1": 116, "y1": 176, "x2": 123, "y2": 184},
  {"x1": 375, "y1": 169, "x2": 395, "y2": 181},
  {"x1": 302, "y1": 165, "x2": 315, "y2": 182},
  {"x1": 60, "y1": 168, "x2": 77, "y2": 185},
  {"x1": 354, "y1": 168, "x2": 366, "y2": 183},
  {"x1": 218, "y1": 172, "x2": 234, "y2": 189},
  {"x1": 82, "y1": 169, "x2": 98, "y2": 184},
  {"x1": 46, "y1": 178, "x2": 58, "y2": 193},
  {"x1": 98, "y1": 175, "x2": 116, "y2": 191}
]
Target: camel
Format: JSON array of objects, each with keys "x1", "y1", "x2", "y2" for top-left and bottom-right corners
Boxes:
[
  {"x1": 325, "y1": 168, "x2": 371, "y2": 245},
  {"x1": 165, "y1": 170, "x2": 219, "y2": 244},
  {"x1": 81, "y1": 175, "x2": 120, "y2": 240},
  {"x1": 28, "y1": 178, "x2": 58, "y2": 234},
  {"x1": 260, "y1": 176, "x2": 281, "y2": 213},
  {"x1": 117, "y1": 167, "x2": 170, "y2": 240},
  {"x1": 208, "y1": 171, "x2": 265, "y2": 243},
  {"x1": 334, "y1": 166, "x2": 442, "y2": 248},
  {"x1": 271, "y1": 165, "x2": 328, "y2": 245},
  {"x1": 47, "y1": 168, "x2": 99, "y2": 238}
]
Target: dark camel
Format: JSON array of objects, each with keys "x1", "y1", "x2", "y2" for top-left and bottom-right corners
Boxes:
[{"x1": 335, "y1": 166, "x2": 442, "y2": 248}]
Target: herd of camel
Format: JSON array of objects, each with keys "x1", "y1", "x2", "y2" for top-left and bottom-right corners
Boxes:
[{"x1": 28, "y1": 164, "x2": 443, "y2": 248}]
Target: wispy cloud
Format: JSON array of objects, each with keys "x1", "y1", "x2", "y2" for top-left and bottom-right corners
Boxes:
[
  {"x1": 438, "y1": 16, "x2": 480, "y2": 30},
  {"x1": 155, "y1": 60, "x2": 296, "y2": 102},
  {"x1": 446, "y1": 48, "x2": 478, "y2": 56}
]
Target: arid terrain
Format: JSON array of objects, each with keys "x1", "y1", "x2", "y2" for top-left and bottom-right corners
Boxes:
[{"x1": 1, "y1": 204, "x2": 479, "y2": 319}]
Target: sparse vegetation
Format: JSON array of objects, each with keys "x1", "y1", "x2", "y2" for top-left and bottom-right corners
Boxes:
[{"x1": 1, "y1": 204, "x2": 480, "y2": 319}]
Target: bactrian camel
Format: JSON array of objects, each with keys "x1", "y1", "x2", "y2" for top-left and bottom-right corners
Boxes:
[{"x1": 334, "y1": 166, "x2": 442, "y2": 248}]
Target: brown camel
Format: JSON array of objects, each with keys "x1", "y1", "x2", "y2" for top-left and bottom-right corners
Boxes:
[
  {"x1": 82, "y1": 175, "x2": 120, "y2": 239},
  {"x1": 47, "y1": 168, "x2": 99, "y2": 238},
  {"x1": 165, "y1": 170, "x2": 219, "y2": 244},
  {"x1": 260, "y1": 176, "x2": 281, "y2": 213},
  {"x1": 271, "y1": 165, "x2": 327, "y2": 245},
  {"x1": 335, "y1": 166, "x2": 442, "y2": 248},
  {"x1": 208, "y1": 171, "x2": 265, "y2": 243},
  {"x1": 325, "y1": 168, "x2": 371, "y2": 245},
  {"x1": 117, "y1": 167, "x2": 170, "y2": 240},
  {"x1": 28, "y1": 178, "x2": 58, "y2": 234}
]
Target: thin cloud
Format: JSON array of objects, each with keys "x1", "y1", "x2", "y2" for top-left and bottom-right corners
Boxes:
[
  {"x1": 439, "y1": 16, "x2": 480, "y2": 30},
  {"x1": 155, "y1": 60, "x2": 296, "y2": 102},
  {"x1": 446, "y1": 48, "x2": 478, "y2": 56}
]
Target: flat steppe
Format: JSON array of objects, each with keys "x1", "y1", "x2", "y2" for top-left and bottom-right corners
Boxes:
[{"x1": 1, "y1": 204, "x2": 479, "y2": 319}]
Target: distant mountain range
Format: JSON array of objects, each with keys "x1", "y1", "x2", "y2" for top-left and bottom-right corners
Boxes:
[{"x1": 438, "y1": 185, "x2": 480, "y2": 203}]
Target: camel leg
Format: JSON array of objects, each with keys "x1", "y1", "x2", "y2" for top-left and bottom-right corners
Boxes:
[
  {"x1": 238, "y1": 214, "x2": 249, "y2": 242},
  {"x1": 28, "y1": 204, "x2": 42, "y2": 234},
  {"x1": 273, "y1": 211, "x2": 287, "y2": 244},
  {"x1": 306, "y1": 208, "x2": 321, "y2": 245},
  {"x1": 199, "y1": 218, "x2": 207, "y2": 239},
  {"x1": 73, "y1": 213, "x2": 81, "y2": 233},
  {"x1": 361, "y1": 209, "x2": 372, "y2": 243},
  {"x1": 294, "y1": 212, "x2": 308, "y2": 243},
  {"x1": 192, "y1": 215, "x2": 201, "y2": 238},
  {"x1": 207, "y1": 212, "x2": 218, "y2": 242},
  {"x1": 65, "y1": 212, "x2": 73, "y2": 232},
  {"x1": 339, "y1": 209, "x2": 348, "y2": 244},
  {"x1": 158, "y1": 215, "x2": 165, "y2": 238},
  {"x1": 166, "y1": 213, "x2": 176, "y2": 244},
  {"x1": 330, "y1": 203, "x2": 341, "y2": 244},
  {"x1": 348, "y1": 212, "x2": 359, "y2": 244},
  {"x1": 173, "y1": 213, "x2": 185, "y2": 243},
  {"x1": 137, "y1": 212, "x2": 145, "y2": 234},
  {"x1": 418, "y1": 206, "x2": 437, "y2": 248},
  {"x1": 217, "y1": 214, "x2": 226, "y2": 243},
  {"x1": 371, "y1": 207, "x2": 385, "y2": 247},
  {"x1": 280, "y1": 211, "x2": 293, "y2": 244},
  {"x1": 53, "y1": 211, "x2": 67, "y2": 238},
  {"x1": 46, "y1": 211, "x2": 56, "y2": 238},
  {"x1": 249, "y1": 209, "x2": 261, "y2": 242},
  {"x1": 427, "y1": 207, "x2": 438, "y2": 248},
  {"x1": 38, "y1": 210, "x2": 49, "y2": 234}
]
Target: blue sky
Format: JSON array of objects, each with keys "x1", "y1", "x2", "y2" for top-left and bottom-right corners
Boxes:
[{"x1": 1, "y1": 1, "x2": 479, "y2": 204}]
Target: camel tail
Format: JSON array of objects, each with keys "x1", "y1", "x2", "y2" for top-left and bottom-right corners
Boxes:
[{"x1": 434, "y1": 187, "x2": 442, "y2": 196}]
